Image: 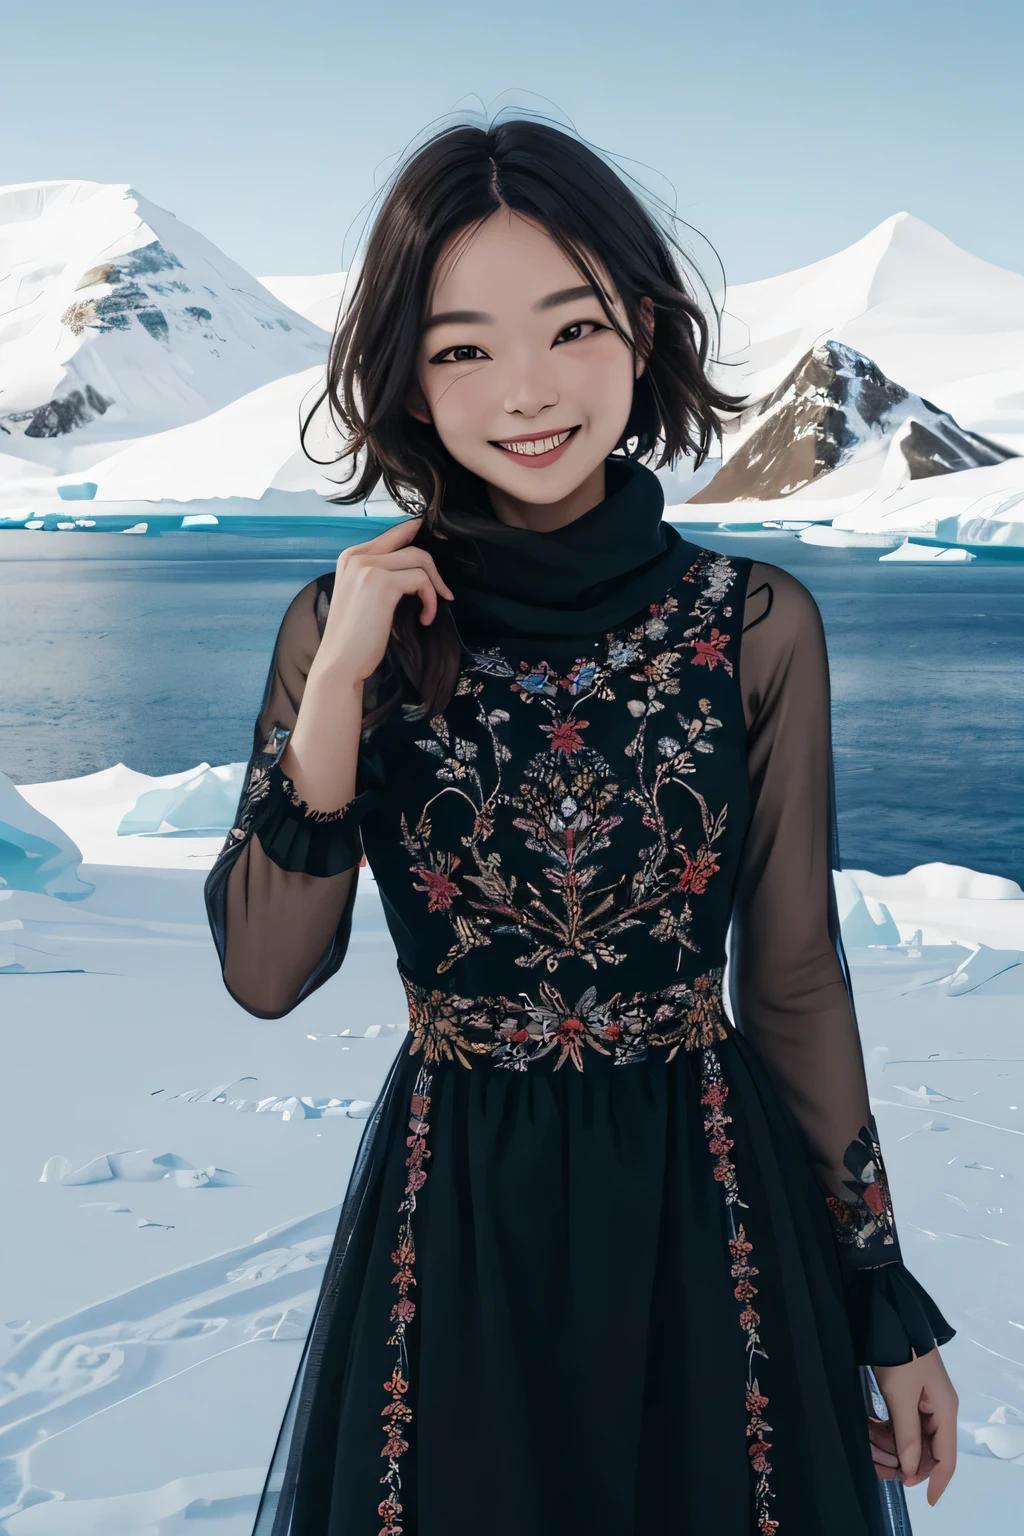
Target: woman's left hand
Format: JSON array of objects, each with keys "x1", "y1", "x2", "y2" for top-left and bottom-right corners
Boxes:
[{"x1": 868, "y1": 1347, "x2": 958, "y2": 1505}]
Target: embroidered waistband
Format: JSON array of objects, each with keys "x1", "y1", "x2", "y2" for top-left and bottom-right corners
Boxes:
[{"x1": 400, "y1": 965, "x2": 729, "y2": 1072}]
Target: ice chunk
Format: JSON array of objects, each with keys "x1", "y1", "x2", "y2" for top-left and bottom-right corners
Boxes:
[
  {"x1": 944, "y1": 943, "x2": 1023, "y2": 995},
  {"x1": 321, "y1": 1099, "x2": 373, "y2": 1118},
  {"x1": 39, "y1": 1155, "x2": 73, "y2": 1183},
  {"x1": 117, "y1": 762, "x2": 246, "y2": 837},
  {"x1": 895, "y1": 1084, "x2": 959, "y2": 1105},
  {"x1": 833, "y1": 870, "x2": 901, "y2": 947},
  {"x1": 49, "y1": 1148, "x2": 238, "y2": 1186},
  {"x1": 961, "y1": 1405, "x2": 1024, "y2": 1462},
  {"x1": 173, "y1": 1167, "x2": 210, "y2": 1188},
  {"x1": 0, "y1": 772, "x2": 94, "y2": 900}
]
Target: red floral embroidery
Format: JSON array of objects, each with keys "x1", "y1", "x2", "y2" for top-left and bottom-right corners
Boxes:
[
  {"x1": 700, "y1": 1046, "x2": 778, "y2": 1535},
  {"x1": 542, "y1": 716, "x2": 589, "y2": 756},
  {"x1": 377, "y1": 1067, "x2": 434, "y2": 1534},
  {"x1": 673, "y1": 845, "x2": 721, "y2": 894},
  {"x1": 411, "y1": 856, "x2": 461, "y2": 913},
  {"x1": 691, "y1": 628, "x2": 731, "y2": 671}
]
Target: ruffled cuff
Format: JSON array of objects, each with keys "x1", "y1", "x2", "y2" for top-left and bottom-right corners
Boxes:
[
  {"x1": 253, "y1": 760, "x2": 375, "y2": 877},
  {"x1": 842, "y1": 1261, "x2": 957, "y2": 1367}
]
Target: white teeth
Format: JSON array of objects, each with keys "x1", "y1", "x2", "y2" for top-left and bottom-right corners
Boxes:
[{"x1": 498, "y1": 430, "x2": 572, "y2": 456}]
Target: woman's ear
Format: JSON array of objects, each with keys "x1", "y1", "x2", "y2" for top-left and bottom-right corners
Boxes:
[{"x1": 634, "y1": 295, "x2": 655, "y2": 380}]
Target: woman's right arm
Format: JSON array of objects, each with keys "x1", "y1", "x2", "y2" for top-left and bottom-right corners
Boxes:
[{"x1": 204, "y1": 517, "x2": 454, "y2": 1020}]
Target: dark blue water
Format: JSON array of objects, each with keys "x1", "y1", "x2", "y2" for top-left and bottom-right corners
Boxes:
[{"x1": 2, "y1": 525, "x2": 1021, "y2": 882}]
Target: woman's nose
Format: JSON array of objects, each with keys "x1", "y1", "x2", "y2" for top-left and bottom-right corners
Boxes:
[{"x1": 501, "y1": 354, "x2": 559, "y2": 418}]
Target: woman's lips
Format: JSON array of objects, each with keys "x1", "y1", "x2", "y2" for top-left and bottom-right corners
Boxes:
[{"x1": 490, "y1": 424, "x2": 580, "y2": 468}]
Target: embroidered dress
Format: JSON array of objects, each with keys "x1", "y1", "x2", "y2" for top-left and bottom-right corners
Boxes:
[{"x1": 205, "y1": 464, "x2": 954, "y2": 1536}]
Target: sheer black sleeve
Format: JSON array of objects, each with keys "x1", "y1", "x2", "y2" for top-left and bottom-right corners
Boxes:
[
  {"x1": 729, "y1": 560, "x2": 956, "y2": 1367},
  {"x1": 204, "y1": 575, "x2": 378, "y2": 1020}
]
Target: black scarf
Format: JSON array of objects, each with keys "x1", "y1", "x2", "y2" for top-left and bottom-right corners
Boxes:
[{"x1": 424, "y1": 456, "x2": 692, "y2": 641}]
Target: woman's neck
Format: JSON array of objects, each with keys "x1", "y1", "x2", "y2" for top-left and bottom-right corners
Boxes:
[{"x1": 485, "y1": 458, "x2": 606, "y2": 533}]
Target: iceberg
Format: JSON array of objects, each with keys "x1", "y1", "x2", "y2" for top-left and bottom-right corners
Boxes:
[
  {"x1": 833, "y1": 869, "x2": 902, "y2": 947},
  {"x1": 0, "y1": 772, "x2": 94, "y2": 899},
  {"x1": 116, "y1": 762, "x2": 246, "y2": 836}
]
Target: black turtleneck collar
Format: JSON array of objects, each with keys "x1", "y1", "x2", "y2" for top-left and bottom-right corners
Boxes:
[{"x1": 422, "y1": 456, "x2": 693, "y2": 643}]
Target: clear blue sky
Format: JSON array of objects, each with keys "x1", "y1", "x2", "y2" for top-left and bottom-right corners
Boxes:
[{"x1": 4, "y1": 0, "x2": 1021, "y2": 287}]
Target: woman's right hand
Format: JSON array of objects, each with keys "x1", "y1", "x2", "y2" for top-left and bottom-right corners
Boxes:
[{"x1": 315, "y1": 515, "x2": 455, "y2": 684}]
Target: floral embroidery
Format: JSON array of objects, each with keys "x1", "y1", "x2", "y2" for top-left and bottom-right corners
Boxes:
[
  {"x1": 700, "y1": 1046, "x2": 778, "y2": 1535},
  {"x1": 402, "y1": 965, "x2": 728, "y2": 1071},
  {"x1": 700, "y1": 1047, "x2": 748, "y2": 1209},
  {"x1": 398, "y1": 552, "x2": 740, "y2": 977},
  {"x1": 377, "y1": 1064, "x2": 434, "y2": 1535},
  {"x1": 279, "y1": 770, "x2": 358, "y2": 823},
  {"x1": 223, "y1": 724, "x2": 291, "y2": 846},
  {"x1": 825, "y1": 1118, "x2": 898, "y2": 1252}
]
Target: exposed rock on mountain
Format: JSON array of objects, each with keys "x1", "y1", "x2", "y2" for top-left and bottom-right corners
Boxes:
[
  {"x1": 690, "y1": 340, "x2": 1017, "y2": 503},
  {"x1": 715, "y1": 212, "x2": 1024, "y2": 437}
]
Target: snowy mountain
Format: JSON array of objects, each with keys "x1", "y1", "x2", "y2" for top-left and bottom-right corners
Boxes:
[
  {"x1": 0, "y1": 181, "x2": 330, "y2": 476},
  {"x1": 87, "y1": 364, "x2": 349, "y2": 501},
  {"x1": 690, "y1": 340, "x2": 1017, "y2": 503},
  {"x1": 258, "y1": 270, "x2": 349, "y2": 333},
  {"x1": 5, "y1": 197, "x2": 1024, "y2": 545},
  {"x1": 716, "y1": 212, "x2": 1024, "y2": 450}
]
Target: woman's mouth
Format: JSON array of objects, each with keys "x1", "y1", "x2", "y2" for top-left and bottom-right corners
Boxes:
[{"x1": 490, "y1": 424, "x2": 581, "y2": 467}]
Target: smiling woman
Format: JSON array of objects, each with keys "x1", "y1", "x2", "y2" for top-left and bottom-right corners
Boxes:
[
  {"x1": 208, "y1": 114, "x2": 958, "y2": 1536},
  {"x1": 296, "y1": 116, "x2": 746, "y2": 733}
]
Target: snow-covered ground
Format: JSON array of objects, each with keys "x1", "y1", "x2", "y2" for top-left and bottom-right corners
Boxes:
[{"x1": 1, "y1": 763, "x2": 1023, "y2": 1532}]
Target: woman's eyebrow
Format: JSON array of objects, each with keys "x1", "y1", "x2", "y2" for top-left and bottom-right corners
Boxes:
[{"x1": 423, "y1": 284, "x2": 598, "y2": 332}]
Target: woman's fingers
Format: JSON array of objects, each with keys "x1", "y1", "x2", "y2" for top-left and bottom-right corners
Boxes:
[
  {"x1": 365, "y1": 544, "x2": 455, "y2": 599},
  {"x1": 337, "y1": 520, "x2": 455, "y2": 601},
  {"x1": 922, "y1": 1391, "x2": 958, "y2": 1505},
  {"x1": 382, "y1": 565, "x2": 439, "y2": 626},
  {"x1": 412, "y1": 572, "x2": 437, "y2": 626},
  {"x1": 886, "y1": 1390, "x2": 924, "y2": 1484},
  {"x1": 867, "y1": 1418, "x2": 901, "y2": 1476}
]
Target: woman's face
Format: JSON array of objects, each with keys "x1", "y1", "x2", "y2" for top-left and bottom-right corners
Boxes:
[{"x1": 411, "y1": 209, "x2": 648, "y2": 510}]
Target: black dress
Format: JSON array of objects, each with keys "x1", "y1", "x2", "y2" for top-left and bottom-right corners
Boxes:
[{"x1": 205, "y1": 465, "x2": 954, "y2": 1536}]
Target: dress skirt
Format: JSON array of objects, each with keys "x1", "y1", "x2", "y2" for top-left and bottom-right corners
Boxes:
[{"x1": 252, "y1": 1017, "x2": 886, "y2": 1536}]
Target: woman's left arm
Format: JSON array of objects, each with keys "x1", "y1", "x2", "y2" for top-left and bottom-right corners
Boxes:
[{"x1": 729, "y1": 560, "x2": 958, "y2": 1501}]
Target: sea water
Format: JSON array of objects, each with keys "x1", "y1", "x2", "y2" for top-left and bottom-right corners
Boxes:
[{"x1": 1, "y1": 522, "x2": 1021, "y2": 883}]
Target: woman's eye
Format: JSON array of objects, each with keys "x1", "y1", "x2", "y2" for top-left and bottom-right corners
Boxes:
[
  {"x1": 431, "y1": 344, "x2": 487, "y2": 364},
  {"x1": 556, "y1": 320, "x2": 606, "y2": 344}
]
